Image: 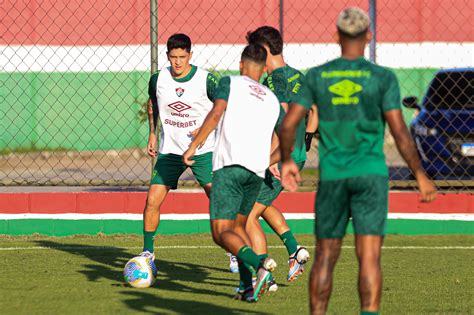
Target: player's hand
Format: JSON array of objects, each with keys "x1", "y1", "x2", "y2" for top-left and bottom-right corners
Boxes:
[
  {"x1": 269, "y1": 163, "x2": 281, "y2": 180},
  {"x1": 416, "y1": 173, "x2": 437, "y2": 202},
  {"x1": 281, "y1": 159, "x2": 301, "y2": 192},
  {"x1": 183, "y1": 145, "x2": 196, "y2": 166},
  {"x1": 189, "y1": 128, "x2": 205, "y2": 149},
  {"x1": 147, "y1": 133, "x2": 157, "y2": 157}
]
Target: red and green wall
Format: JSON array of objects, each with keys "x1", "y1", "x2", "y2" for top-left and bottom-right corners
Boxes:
[{"x1": 0, "y1": 192, "x2": 472, "y2": 236}]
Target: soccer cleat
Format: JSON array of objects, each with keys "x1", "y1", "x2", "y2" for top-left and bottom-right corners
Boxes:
[
  {"x1": 233, "y1": 286, "x2": 256, "y2": 302},
  {"x1": 227, "y1": 252, "x2": 239, "y2": 273},
  {"x1": 253, "y1": 257, "x2": 277, "y2": 301},
  {"x1": 139, "y1": 251, "x2": 157, "y2": 277},
  {"x1": 287, "y1": 246, "x2": 310, "y2": 282},
  {"x1": 139, "y1": 250, "x2": 155, "y2": 261}
]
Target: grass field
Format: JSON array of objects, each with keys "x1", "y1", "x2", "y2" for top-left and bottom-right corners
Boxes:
[{"x1": 1, "y1": 234, "x2": 473, "y2": 314}]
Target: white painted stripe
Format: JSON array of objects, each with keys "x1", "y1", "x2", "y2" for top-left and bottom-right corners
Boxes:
[
  {"x1": 0, "y1": 245, "x2": 472, "y2": 251},
  {"x1": 2, "y1": 43, "x2": 472, "y2": 72},
  {"x1": 0, "y1": 213, "x2": 472, "y2": 221}
]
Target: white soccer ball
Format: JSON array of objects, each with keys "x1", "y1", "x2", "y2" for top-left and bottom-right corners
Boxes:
[{"x1": 123, "y1": 256, "x2": 156, "y2": 288}]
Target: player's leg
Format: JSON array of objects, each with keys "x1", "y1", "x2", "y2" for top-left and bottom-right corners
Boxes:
[
  {"x1": 190, "y1": 151, "x2": 213, "y2": 197},
  {"x1": 189, "y1": 152, "x2": 239, "y2": 273},
  {"x1": 142, "y1": 184, "x2": 170, "y2": 254},
  {"x1": 246, "y1": 202, "x2": 279, "y2": 290},
  {"x1": 246, "y1": 202, "x2": 268, "y2": 254},
  {"x1": 310, "y1": 238, "x2": 343, "y2": 315},
  {"x1": 210, "y1": 166, "x2": 276, "y2": 301},
  {"x1": 350, "y1": 175, "x2": 389, "y2": 314},
  {"x1": 142, "y1": 154, "x2": 186, "y2": 256},
  {"x1": 355, "y1": 235, "x2": 383, "y2": 313},
  {"x1": 310, "y1": 179, "x2": 350, "y2": 314},
  {"x1": 261, "y1": 204, "x2": 310, "y2": 281},
  {"x1": 254, "y1": 163, "x2": 309, "y2": 281}
]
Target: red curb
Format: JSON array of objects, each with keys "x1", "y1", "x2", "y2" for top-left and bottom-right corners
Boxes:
[
  {"x1": 0, "y1": 192, "x2": 472, "y2": 215},
  {"x1": 30, "y1": 192, "x2": 77, "y2": 213},
  {"x1": 0, "y1": 193, "x2": 29, "y2": 213}
]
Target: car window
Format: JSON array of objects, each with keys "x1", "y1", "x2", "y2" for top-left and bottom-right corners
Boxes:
[{"x1": 423, "y1": 70, "x2": 473, "y2": 110}]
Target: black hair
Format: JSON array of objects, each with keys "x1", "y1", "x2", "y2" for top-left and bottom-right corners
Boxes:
[
  {"x1": 246, "y1": 26, "x2": 283, "y2": 55},
  {"x1": 167, "y1": 33, "x2": 191, "y2": 52},
  {"x1": 337, "y1": 27, "x2": 368, "y2": 40},
  {"x1": 241, "y1": 44, "x2": 267, "y2": 65}
]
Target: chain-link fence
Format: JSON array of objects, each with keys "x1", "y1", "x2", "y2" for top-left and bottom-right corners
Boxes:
[{"x1": 1, "y1": 0, "x2": 473, "y2": 188}]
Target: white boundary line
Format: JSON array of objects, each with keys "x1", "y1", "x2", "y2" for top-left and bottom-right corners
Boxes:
[
  {"x1": 0, "y1": 213, "x2": 473, "y2": 221},
  {"x1": 0, "y1": 245, "x2": 472, "y2": 251},
  {"x1": 2, "y1": 43, "x2": 472, "y2": 72}
]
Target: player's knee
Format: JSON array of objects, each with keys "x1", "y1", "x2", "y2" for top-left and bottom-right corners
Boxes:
[{"x1": 145, "y1": 196, "x2": 161, "y2": 212}]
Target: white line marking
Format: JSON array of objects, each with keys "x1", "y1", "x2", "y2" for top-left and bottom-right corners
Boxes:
[
  {"x1": 0, "y1": 213, "x2": 472, "y2": 221},
  {"x1": 0, "y1": 245, "x2": 472, "y2": 251}
]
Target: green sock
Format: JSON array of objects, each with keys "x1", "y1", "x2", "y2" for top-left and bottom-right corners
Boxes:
[
  {"x1": 237, "y1": 245, "x2": 261, "y2": 272},
  {"x1": 143, "y1": 230, "x2": 156, "y2": 253},
  {"x1": 280, "y1": 230, "x2": 299, "y2": 255},
  {"x1": 237, "y1": 258, "x2": 253, "y2": 289},
  {"x1": 360, "y1": 312, "x2": 379, "y2": 315}
]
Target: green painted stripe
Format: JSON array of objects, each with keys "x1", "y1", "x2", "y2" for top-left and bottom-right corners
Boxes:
[
  {"x1": 2, "y1": 68, "x2": 438, "y2": 152},
  {"x1": 1, "y1": 219, "x2": 472, "y2": 236}
]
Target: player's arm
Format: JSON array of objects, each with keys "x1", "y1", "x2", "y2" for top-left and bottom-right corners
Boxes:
[
  {"x1": 183, "y1": 99, "x2": 227, "y2": 166},
  {"x1": 280, "y1": 73, "x2": 314, "y2": 191},
  {"x1": 385, "y1": 110, "x2": 436, "y2": 202},
  {"x1": 147, "y1": 72, "x2": 160, "y2": 157},
  {"x1": 279, "y1": 103, "x2": 308, "y2": 191},
  {"x1": 382, "y1": 70, "x2": 436, "y2": 202},
  {"x1": 270, "y1": 131, "x2": 281, "y2": 163},
  {"x1": 206, "y1": 72, "x2": 219, "y2": 102},
  {"x1": 305, "y1": 104, "x2": 318, "y2": 151}
]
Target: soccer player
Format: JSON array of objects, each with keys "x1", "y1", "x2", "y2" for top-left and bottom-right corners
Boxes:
[
  {"x1": 279, "y1": 8, "x2": 437, "y2": 315},
  {"x1": 183, "y1": 44, "x2": 281, "y2": 302},
  {"x1": 139, "y1": 33, "x2": 218, "y2": 262},
  {"x1": 245, "y1": 26, "x2": 311, "y2": 285}
]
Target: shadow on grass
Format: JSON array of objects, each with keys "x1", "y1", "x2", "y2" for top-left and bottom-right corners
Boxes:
[
  {"x1": 33, "y1": 241, "x2": 254, "y2": 314},
  {"x1": 121, "y1": 290, "x2": 268, "y2": 314}
]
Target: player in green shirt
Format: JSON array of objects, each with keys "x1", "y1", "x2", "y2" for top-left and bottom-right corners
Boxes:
[
  {"x1": 245, "y1": 26, "x2": 315, "y2": 286},
  {"x1": 279, "y1": 8, "x2": 437, "y2": 315}
]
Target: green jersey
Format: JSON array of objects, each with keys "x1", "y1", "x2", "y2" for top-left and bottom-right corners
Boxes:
[
  {"x1": 293, "y1": 57, "x2": 401, "y2": 180},
  {"x1": 263, "y1": 65, "x2": 307, "y2": 164}
]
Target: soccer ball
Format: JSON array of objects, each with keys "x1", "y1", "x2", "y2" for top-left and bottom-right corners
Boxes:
[{"x1": 123, "y1": 256, "x2": 157, "y2": 288}]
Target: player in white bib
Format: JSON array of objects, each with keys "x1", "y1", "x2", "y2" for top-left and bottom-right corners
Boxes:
[
  {"x1": 184, "y1": 44, "x2": 283, "y2": 302},
  {"x1": 139, "y1": 34, "x2": 218, "y2": 264}
]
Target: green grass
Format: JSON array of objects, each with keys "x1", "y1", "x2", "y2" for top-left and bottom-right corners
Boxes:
[{"x1": 1, "y1": 234, "x2": 473, "y2": 314}]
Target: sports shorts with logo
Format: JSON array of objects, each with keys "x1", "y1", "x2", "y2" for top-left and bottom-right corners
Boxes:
[
  {"x1": 210, "y1": 165, "x2": 264, "y2": 220},
  {"x1": 151, "y1": 152, "x2": 212, "y2": 189},
  {"x1": 315, "y1": 175, "x2": 389, "y2": 238},
  {"x1": 256, "y1": 161, "x2": 305, "y2": 206}
]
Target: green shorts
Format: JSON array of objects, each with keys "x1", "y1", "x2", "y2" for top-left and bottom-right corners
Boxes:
[
  {"x1": 255, "y1": 161, "x2": 305, "y2": 206},
  {"x1": 315, "y1": 175, "x2": 389, "y2": 238},
  {"x1": 150, "y1": 152, "x2": 213, "y2": 189},
  {"x1": 210, "y1": 166, "x2": 263, "y2": 220}
]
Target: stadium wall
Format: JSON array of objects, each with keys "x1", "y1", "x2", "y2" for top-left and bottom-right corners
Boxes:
[
  {"x1": 2, "y1": 0, "x2": 472, "y2": 152},
  {"x1": 0, "y1": 192, "x2": 472, "y2": 236}
]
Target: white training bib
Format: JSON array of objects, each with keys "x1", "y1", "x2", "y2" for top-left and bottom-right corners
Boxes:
[
  {"x1": 213, "y1": 76, "x2": 280, "y2": 177},
  {"x1": 156, "y1": 67, "x2": 215, "y2": 155}
]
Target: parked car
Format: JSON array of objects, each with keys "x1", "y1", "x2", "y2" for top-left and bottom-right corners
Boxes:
[{"x1": 402, "y1": 68, "x2": 473, "y2": 179}]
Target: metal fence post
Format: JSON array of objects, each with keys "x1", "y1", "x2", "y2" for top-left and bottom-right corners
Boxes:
[
  {"x1": 150, "y1": 0, "x2": 159, "y2": 176},
  {"x1": 369, "y1": 0, "x2": 377, "y2": 63},
  {"x1": 279, "y1": 0, "x2": 284, "y2": 40}
]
